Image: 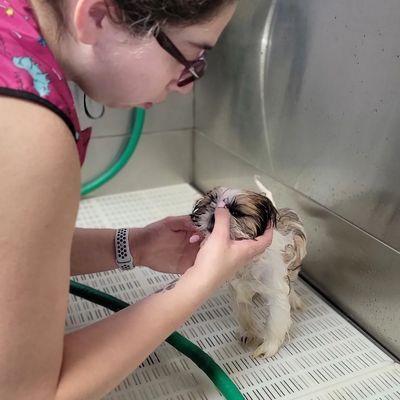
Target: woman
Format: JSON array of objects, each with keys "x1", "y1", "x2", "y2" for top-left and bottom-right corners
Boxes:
[{"x1": 0, "y1": 1, "x2": 273, "y2": 399}]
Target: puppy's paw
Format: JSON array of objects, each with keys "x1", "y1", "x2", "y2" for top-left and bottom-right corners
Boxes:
[
  {"x1": 238, "y1": 329, "x2": 260, "y2": 345},
  {"x1": 253, "y1": 338, "x2": 283, "y2": 358},
  {"x1": 289, "y1": 292, "x2": 305, "y2": 311}
]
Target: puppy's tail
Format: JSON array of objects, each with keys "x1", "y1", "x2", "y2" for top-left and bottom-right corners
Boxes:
[{"x1": 254, "y1": 175, "x2": 277, "y2": 208}]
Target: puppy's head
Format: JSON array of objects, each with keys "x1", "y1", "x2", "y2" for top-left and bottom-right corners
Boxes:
[{"x1": 191, "y1": 187, "x2": 278, "y2": 240}]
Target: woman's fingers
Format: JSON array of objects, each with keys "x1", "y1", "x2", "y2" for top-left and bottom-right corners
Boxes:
[
  {"x1": 211, "y1": 204, "x2": 231, "y2": 240},
  {"x1": 165, "y1": 215, "x2": 193, "y2": 230},
  {"x1": 251, "y1": 226, "x2": 274, "y2": 255},
  {"x1": 236, "y1": 225, "x2": 274, "y2": 258},
  {"x1": 165, "y1": 215, "x2": 201, "y2": 234},
  {"x1": 163, "y1": 215, "x2": 202, "y2": 243},
  {"x1": 257, "y1": 225, "x2": 274, "y2": 245}
]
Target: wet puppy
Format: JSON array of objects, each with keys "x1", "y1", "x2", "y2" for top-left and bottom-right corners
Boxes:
[{"x1": 191, "y1": 176, "x2": 307, "y2": 357}]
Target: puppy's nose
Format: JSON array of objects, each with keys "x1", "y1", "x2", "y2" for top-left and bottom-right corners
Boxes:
[{"x1": 207, "y1": 214, "x2": 215, "y2": 232}]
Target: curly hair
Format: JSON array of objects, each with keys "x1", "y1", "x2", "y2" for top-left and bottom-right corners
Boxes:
[{"x1": 50, "y1": 0, "x2": 236, "y2": 35}]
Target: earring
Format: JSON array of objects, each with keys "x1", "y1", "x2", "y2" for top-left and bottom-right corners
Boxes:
[{"x1": 84, "y1": 93, "x2": 105, "y2": 120}]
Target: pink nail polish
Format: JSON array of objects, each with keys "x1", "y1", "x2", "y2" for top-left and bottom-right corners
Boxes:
[{"x1": 189, "y1": 235, "x2": 200, "y2": 243}]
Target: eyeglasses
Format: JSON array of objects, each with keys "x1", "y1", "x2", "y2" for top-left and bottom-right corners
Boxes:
[{"x1": 154, "y1": 30, "x2": 207, "y2": 87}]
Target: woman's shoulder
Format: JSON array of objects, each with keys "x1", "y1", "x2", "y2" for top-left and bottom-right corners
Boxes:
[
  {"x1": 0, "y1": 1, "x2": 90, "y2": 165},
  {"x1": 0, "y1": 95, "x2": 80, "y2": 169}
]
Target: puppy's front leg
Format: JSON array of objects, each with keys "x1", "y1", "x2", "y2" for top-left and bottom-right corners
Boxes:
[
  {"x1": 253, "y1": 279, "x2": 291, "y2": 358},
  {"x1": 229, "y1": 281, "x2": 260, "y2": 345}
]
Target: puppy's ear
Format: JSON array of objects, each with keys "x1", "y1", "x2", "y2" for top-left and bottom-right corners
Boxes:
[{"x1": 278, "y1": 208, "x2": 307, "y2": 278}]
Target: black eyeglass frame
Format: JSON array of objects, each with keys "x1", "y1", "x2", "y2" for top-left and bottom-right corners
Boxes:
[{"x1": 154, "y1": 30, "x2": 207, "y2": 87}]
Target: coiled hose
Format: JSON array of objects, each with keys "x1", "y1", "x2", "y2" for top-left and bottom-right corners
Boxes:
[
  {"x1": 80, "y1": 108, "x2": 146, "y2": 196},
  {"x1": 73, "y1": 108, "x2": 244, "y2": 399}
]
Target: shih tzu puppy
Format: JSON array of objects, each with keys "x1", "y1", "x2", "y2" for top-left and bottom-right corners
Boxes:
[{"x1": 190, "y1": 176, "x2": 307, "y2": 358}]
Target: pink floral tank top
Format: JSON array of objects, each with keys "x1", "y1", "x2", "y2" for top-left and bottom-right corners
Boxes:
[{"x1": 0, "y1": 0, "x2": 91, "y2": 165}]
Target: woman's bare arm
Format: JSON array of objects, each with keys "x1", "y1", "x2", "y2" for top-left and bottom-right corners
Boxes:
[
  {"x1": 0, "y1": 98, "x2": 221, "y2": 400},
  {"x1": 57, "y1": 267, "x2": 217, "y2": 400},
  {"x1": 70, "y1": 228, "x2": 144, "y2": 275},
  {"x1": 0, "y1": 97, "x2": 81, "y2": 400}
]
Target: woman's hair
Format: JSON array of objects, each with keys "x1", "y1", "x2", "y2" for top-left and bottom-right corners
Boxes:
[{"x1": 50, "y1": 0, "x2": 236, "y2": 35}]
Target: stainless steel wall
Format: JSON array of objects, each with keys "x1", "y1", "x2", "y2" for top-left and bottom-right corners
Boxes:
[{"x1": 195, "y1": 0, "x2": 400, "y2": 357}]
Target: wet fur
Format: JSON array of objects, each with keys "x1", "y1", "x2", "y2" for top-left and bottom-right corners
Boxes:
[{"x1": 190, "y1": 177, "x2": 307, "y2": 358}]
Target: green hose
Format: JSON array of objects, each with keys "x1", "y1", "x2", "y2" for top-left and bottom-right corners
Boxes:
[
  {"x1": 80, "y1": 108, "x2": 146, "y2": 197},
  {"x1": 70, "y1": 280, "x2": 244, "y2": 400},
  {"x1": 75, "y1": 107, "x2": 244, "y2": 399}
]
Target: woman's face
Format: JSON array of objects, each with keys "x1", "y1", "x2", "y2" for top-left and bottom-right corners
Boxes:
[{"x1": 75, "y1": 3, "x2": 236, "y2": 108}]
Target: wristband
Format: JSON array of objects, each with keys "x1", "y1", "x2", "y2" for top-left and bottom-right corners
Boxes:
[{"x1": 115, "y1": 228, "x2": 135, "y2": 270}]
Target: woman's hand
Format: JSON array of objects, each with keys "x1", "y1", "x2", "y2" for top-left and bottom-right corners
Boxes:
[
  {"x1": 190, "y1": 202, "x2": 274, "y2": 287},
  {"x1": 130, "y1": 216, "x2": 203, "y2": 274}
]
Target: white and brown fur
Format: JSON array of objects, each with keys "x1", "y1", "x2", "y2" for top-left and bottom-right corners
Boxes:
[{"x1": 190, "y1": 176, "x2": 307, "y2": 358}]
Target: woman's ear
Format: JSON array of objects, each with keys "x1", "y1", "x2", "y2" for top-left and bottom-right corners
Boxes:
[{"x1": 74, "y1": 0, "x2": 110, "y2": 45}]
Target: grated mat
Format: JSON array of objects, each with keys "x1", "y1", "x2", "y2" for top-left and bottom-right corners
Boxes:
[{"x1": 67, "y1": 183, "x2": 400, "y2": 400}]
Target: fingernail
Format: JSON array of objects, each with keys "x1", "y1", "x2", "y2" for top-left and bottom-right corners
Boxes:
[
  {"x1": 189, "y1": 235, "x2": 200, "y2": 243},
  {"x1": 217, "y1": 199, "x2": 225, "y2": 208}
]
